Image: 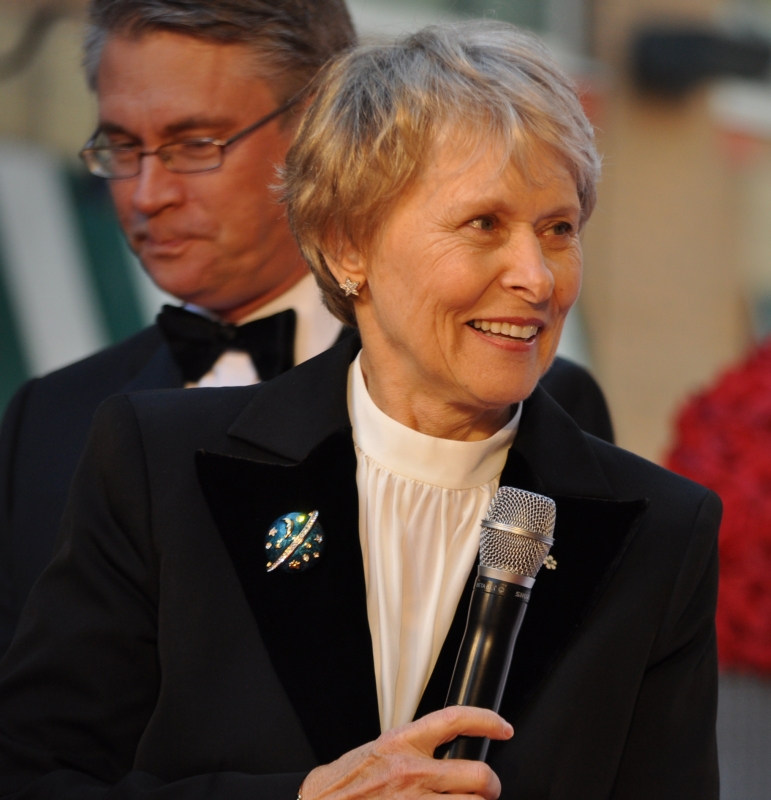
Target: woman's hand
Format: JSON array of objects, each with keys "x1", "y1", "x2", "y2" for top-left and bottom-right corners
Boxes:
[{"x1": 300, "y1": 706, "x2": 513, "y2": 799}]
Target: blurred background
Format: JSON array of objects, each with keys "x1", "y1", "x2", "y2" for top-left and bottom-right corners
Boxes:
[{"x1": 1, "y1": 0, "x2": 770, "y2": 795}]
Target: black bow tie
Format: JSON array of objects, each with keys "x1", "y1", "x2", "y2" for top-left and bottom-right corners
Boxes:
[{"x1": 156, "y1": 304, "x2": 296, "y2": 384}]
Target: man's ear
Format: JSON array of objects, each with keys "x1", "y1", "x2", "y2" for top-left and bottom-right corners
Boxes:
[{"x1": 323, "y1": 238, "x2": 367, "y2": 291}]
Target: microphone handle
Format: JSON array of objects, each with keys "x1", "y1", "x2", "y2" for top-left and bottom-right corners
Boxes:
[{"x1": 436, "y1": 570, "x2": 530, "y2": 761}]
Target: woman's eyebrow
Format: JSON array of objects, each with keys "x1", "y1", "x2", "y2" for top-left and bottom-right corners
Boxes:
[{"x1": 545, "y1": 204, "x2": 581, "y2": 217}]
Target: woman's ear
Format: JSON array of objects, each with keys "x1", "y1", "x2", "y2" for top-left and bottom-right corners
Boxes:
[{"x1": 323, "y1": 238, "x2": 367, "y2": 292}]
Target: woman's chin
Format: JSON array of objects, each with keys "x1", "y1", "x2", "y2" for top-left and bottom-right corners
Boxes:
[
  {"x1": 460, "y1": 373, "x2": 541, "y2": 411},
  {"x1": 457, "y1": 346, "x2": 549, "y2": 407}
]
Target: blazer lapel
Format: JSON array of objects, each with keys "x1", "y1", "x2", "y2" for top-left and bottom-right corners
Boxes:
[
  {"x1": 417, "y1": 390, "x2": 648, "y2": 725},
  {"x1": 123, "y1": 340, "x2": 182, "y2": 392},
  {"x1": 498, "y1": 495, "x2": 648, "y2": 724},
  {"x1": 503, "y1": 388, "x2": 649, "y2": 726},
  {"x1": 197, "y1": 337, "x2": 380, "y2": 764}
]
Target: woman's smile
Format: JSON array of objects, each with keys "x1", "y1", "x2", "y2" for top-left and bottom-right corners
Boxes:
[{"x1": 467, "y1": 319, "x2": 541, "y2": 344}]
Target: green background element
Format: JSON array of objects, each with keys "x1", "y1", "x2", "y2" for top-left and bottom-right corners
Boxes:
[
  {"x1": 65, "y1": 170, "x2": 146, "y2": 344},
  {"x1": 0, "y1": 233, "x2": 29, "y2": 413},
  {"x1": 0, "y1": 169, "x2": 148, "y2": 415}
]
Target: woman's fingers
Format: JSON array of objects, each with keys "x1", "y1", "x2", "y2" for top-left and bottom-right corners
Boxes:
[
  {"x1": 300, "y1": 707, "x2": 512, "y2": 800},
  {"x1": 396, "y1": 705, "x2": 513, "y2": 755},
  {"x1": 428, "y1": 756, "x2": 502, "y2": 799},
  {"x1": 303, "y1": 749, "x2": 502, "y2": 800}
]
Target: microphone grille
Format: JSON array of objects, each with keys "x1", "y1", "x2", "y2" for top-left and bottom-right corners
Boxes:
[
  {"x1": 479, "y1": 487, "x2": 557, "y2": 578},
  {"x1": 486, "y1": 486, "x2": 556, "y2": 536}
]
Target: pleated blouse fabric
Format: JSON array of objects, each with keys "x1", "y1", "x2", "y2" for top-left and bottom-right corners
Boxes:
[{"x1": 348, "y1": 354, "x2": 520, "y2": 731}]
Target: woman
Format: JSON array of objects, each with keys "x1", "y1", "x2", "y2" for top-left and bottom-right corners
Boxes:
[
  {"x1": 280, "y1": 22, "x2": 719, "y2": 798},
  {"x1": 0, "y1": 21, "x2": 720, "y2": 800}
]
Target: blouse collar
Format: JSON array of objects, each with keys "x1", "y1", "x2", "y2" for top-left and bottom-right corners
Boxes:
[{"x1": 348, "y1": 352, "x2": 520, "y2": 490}]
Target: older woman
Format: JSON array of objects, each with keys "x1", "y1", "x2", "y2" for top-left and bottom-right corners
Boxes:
[{"x1": 0, "y1": 21, "x2": 719, "y2": 800}]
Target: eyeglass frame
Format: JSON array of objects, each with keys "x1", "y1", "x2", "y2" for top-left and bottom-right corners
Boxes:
[{"x1": 79, "y1": 92, "x2": 301, "y2": 180}]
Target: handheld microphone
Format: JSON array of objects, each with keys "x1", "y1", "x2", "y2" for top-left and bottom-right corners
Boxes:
[{"x1": 437, "y1": 486, "x2": 556, "y2": 762}]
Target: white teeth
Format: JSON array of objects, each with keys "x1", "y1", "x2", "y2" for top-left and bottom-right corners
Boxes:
[{"x1": 470, "y1": 320, "x2": 538, "y2": 339}]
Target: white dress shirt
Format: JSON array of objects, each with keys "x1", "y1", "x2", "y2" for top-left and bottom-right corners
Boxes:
[
  {"x1": 185, "y1": 273, "x2": 342, "y2": 388},
  {"x1": 348, "y1": 353, "x2": 521, "y2": 731}
]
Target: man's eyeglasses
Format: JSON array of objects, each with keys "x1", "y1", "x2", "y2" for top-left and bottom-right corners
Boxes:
[{"x1": 79, "y1": 95, "x2": 299, "y2": 180}]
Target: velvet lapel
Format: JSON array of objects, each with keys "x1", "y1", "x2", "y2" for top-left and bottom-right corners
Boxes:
[
  {"x1": 496, "y1": 495, "x2": 648, "y2": 727},
  {"x1": 498, "y1": 391, "x2": 649, "y2": 722},
  {"x1": 416, "y1": 390, "x2": 648, "y2": 727},
  {"x1": 197, "y1": 337, "x2": 379, "y2": 764},
  {"x1": 196, "y1": 429, "x2": 380, "y2": 764}
]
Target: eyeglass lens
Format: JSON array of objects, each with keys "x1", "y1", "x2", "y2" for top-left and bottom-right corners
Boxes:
[{"x1": 82, "y1": 141, "x2": 225, "y2": 179}]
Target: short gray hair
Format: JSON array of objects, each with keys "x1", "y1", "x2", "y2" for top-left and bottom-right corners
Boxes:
[
  {"x1": 83, "y1": 0, "x2": 356, "y2": 101},
  {"x1": 283, "y1": 20, "x2": 602, "y2": 328}
]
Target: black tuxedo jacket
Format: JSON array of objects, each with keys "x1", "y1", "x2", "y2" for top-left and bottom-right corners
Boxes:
[
  {"x1": 0, "y1": 323, "x2": 613, "y2": 656},
  {"x1": 0, "y1": 336, "x2": 717, "y2": 799}
]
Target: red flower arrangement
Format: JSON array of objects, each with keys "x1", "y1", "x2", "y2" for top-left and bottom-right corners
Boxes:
[{"x1": 666, "y1": 337, "x2": 771, "y2": 674}]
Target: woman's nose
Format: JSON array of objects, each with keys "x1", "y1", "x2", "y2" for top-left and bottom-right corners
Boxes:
[
  {"x1": 500, "y1": 227, "x2": 554, "y2": 304},
  {"x1": 131, "y1": 154, "x2": 185, "y2": 217}
]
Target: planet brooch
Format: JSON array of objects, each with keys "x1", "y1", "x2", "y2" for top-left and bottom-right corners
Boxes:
[{"x1": 265, "y1": 510, "x2": 325, "y2": 573}]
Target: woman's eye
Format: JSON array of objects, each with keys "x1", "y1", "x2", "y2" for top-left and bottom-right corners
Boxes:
[
  {"x1": 550, "y1": 221, "x2": 574, "y2": 237},
  {"x1": 469, "y1": 216, "x2": 496, "y2": 232}
]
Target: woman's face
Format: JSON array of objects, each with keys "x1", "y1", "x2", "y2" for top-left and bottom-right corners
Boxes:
[{"x1": 337, "y1": 137, "x2": 583, "y2": 423}]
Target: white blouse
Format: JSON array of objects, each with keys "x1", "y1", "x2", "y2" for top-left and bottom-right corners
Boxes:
[{"x1": 348, "y1": 354, "x2": 521, "y2": 731}]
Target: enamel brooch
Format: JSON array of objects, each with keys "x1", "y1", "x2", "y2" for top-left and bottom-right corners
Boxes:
[{"x1": 265, "y1": 511, "x2": 325, "y2": 573}]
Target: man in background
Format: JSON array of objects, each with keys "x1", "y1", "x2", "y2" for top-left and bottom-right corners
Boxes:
[
  {"x1": 0, "y1": 0, "x2": 613, "y2": 658},
  {"x1": 0, "y1": 0, "x2": 356, "y2": 656}
]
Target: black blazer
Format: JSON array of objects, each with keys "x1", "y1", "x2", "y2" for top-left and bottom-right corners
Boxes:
[
  {"x1": 0, "y1": 323, "x2": 613, "y2": 656},
  {"x1": 0, "y1": 336, "x2": 717, "y2": 799}
]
